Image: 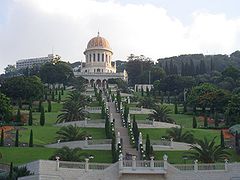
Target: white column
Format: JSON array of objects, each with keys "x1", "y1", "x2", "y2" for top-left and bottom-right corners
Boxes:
[
  {"x1": 132, "y1": 156, "x2": 136, "y2": 170},
  {"x1": 163, "y1": 154, "x2": 168, "y2": 170},
  {"x1": 194, "y1": 160, "x2": 198, "y2": 172},
  {"x1": 150, "y1": 156, "x2": 154, "y2": 170},
  {"x1": 85, "y1": 158, "x2": 89, "y2": 172},
  {"x1": 119, "y1": 153, "x2": 123, "y2": 170},
  {"x1": 56, "y1": 156, "x2": 60, "y2": 171},
  {"x1": 117, "y1": 132, "x2": 121, "y2": 144}
]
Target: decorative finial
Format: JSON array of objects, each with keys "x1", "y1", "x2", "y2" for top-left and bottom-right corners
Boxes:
[{"x1": 97, "y1": 31, "x2": 100, "y2": 36}]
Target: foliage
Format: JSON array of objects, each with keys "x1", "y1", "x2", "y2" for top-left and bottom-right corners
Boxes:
[
  {"x1": 40, "y1": 61, "x2": 74, "y2": 84},
  {"x1": 13, "y1": 166, "x2": 33, "y2": 178},
  {"x1": 204, "y1": 115, "x2": 208, "y2": 128},
  {"x1": 220, "y1": 130, "x2": 224, "y2": 148},
  {"x1": 192, "y1": 116, "x2": 197, "y2": 128},
  {"x1": 137, "y1": 97, "x2": 156, "y2": 109},
  {"x1": 49, "y1": 146, "x2": 87, "y2": 162},
  {"x1": 40, "y1": 106, "x2": 45, "y2": 126},
  {"x1": 0, "y1": 93, "x2": 12, "y2": 122},
  {"x1": 15, "y1": 130, "x2": 19, "y2": 147},
  {"x1": 111, "y1": 134, "x2": 118, "y2": 163},
  {"x1": 187, "y1": 137, "x2": 230, "y2": 163},
  {"x1": 105, "y1": 114, "x2": 111, "y2": 139},
  {"x1": 167, "y1": 126, "x2": 195, "y2": 143},
  {"x1": 132, "y1": 117, "x2": 139, "y2": 149},
  {"x1": 47, "y1": 100, "x2": 52, "y2": 112},
  {"x1": 0, "y1": 76, "x2": 44, "y2": 101},
  {"x1": 29, "y1": 129, "x2": 33, "y2": 147},
  {"x1": 16, "y1": 109, "x2": 21, "y2": 123},
  {"x1": 56, "y1": 125, "x2": 87, "y2": 142},
  {"x1": 28, "y1": 108, "x2": 33, "y2": 126},
  {"x1": 0, "y1": 129, "x2": 4, "y2": 146},
  {"x1": 145, "y1": 134, "x2": 151, "y2": 160},
  {"x1": 149, "y1": 105, "x2": 174, "y2": 123}
]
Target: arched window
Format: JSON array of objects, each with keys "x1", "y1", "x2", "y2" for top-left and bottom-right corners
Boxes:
[
  {"x1": 98, "y1": 53, "x2": 100, "y2": 62},
  {"x1": 106, "y1": 54, "x2": 108, "y2": 62},
  {"x1": 102, "y1": 54, "x2": 104, "y2": 62},
  {"x1": 97, "y1": 68, "x2": 100, "y2": 72},
  {"x1": 93, "y1": 54, "x2": 96, "y2": 62},
  {"x1": 90, "y1": 54, "x2": 92, "y2": 62},
  {"x1": 85, "y1": 70, "x2": 87, "y2": 72}
]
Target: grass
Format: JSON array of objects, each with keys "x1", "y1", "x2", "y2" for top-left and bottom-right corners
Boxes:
[
  {"x1": 154, "y1": 149, "x2": 240, "y2": 164},
  {"x1": 130, "y1": 114, "x2": 149, "y2": 121},
  {"x1": 32, "y1": 112, "x2": 59, "y2": 126},
  {"x1": 0, "y1": 147, "x2": 112, "y2": 165},
  {"x1": 89, "y1": 101, "x2": 101, "y2": 107},
  {"x1": 140, "y1": 128, "x2": 221, "y2": 143},
  {"x1": 16, "y1": 126, "x2": 106, "y2": 145},
  {"x1": 89, "y1": 113, "x2": 103, "y2": 120},
  {"x1": 170, "y1": 114, "x2": 203, "y2": 128}
]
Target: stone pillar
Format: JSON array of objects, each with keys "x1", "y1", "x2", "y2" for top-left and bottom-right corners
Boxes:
[
  {"x1": 56, "y1": 156, "x2": 60, "y2": 171},
  {"x1": 132, "y1": 156, "x2": 136, "y2": 170},
  {"x1": 163, "y1": 154, "x2": 168, "y2": 170},
  {"x1": 117, "y1": 132, "x2": 121, "y2": 144},
  {"x1": 85, "y1": 158, "x2": 89, "y2": 172},
  {"x1": 225, "y1": 159, "x2": 228, "y2": 171},
  {"x1": 119, "y1": 153, "x2": 123, "y2": 170},
  {"x1": 150, "y1": 156, "x2": 154, "y2": 170},
  {"x1": 194, "y1": 160, "x2": 198, "y2": 172},
  {"x1": 170, "y1": 138, "x2": 173, "y2": 149},
  {"x1": 84, "y1": 137, "x2": 88, "y2": 147}
]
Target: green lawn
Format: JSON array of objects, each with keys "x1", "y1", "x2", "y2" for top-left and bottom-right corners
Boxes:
[
  {"x1": 33, "y1": 112, "x2": 59, "y2": 126},
  {"x1": 16, "y1": 126, "x2": 106, "y2": 145},
  {"x1": 0, "y1": 147, "x2": 112, "y2": 165},
  {"x1": 130, "y1": 114, "x2": 149, "y2": 121},
  {"x1": 42, "y1": 101, "x2": 63, "y2": 112},
  {"x1": 154, "y1": 149, "x2": 240, "y2": 164},
  {"x1": 89, "y1": 113, "x2": 103, "y2": 120},
  {"x1": 170, "y1": 114, "x2": 203, "y2": 128},
  {"x1": 89, "y1": 101, "x2": 101, "y2": 107},
  {"x1": 140, "y1": 128, "x2": 221, "y2": 143}
]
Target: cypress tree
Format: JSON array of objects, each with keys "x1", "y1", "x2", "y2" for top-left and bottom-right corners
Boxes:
[
  {"x1": 29, "y1": 129, "x2": 33, "y2": 147},
  {"x1": 174, "y1": 102, "x2": 178, "y2": 114},
  {"x1": 145, "y1": 134, "x2": 151, "y2": 160},
  {"x1": 146, "y1": 87, "x2": 150, "y2": 96},
  {"x1": 58, "y1": 92, "x2": 61, "y2": 103},
  {"x1": 204, "y1": 115, "x2": 208, "y2": 128},
  {"x1": 101, "y1": 103, "x2": 105, "y2": 119},
  {"x1": 18, "y1": 98, "x2": 22, "y2": 109},
  {"x1": 48, "y1": 100, "x2": 52, "y2": 112},
  {"x1": 9, "y1": 162, "x2": 13, "y2": 179},
  {"x1": 40, "y1": 106, "x2": 45, "y2": 126},
  {"x1": 150, "y1": 145, "x2": 154, "y2": 157},
  {"x1": 15, "y1": 129, "x2": 19, "y2": 147},
  {"x1": 0, "y1": 129, "x2": 4, "y2": 146},
  {"x1": 29, "y1": 99, "x2": 32, "y2": 110},
  {"x1": 111, "y1": 134, "x2": 117, "y2": 163},
  {"x1": 192, "y1": 116, "x2": 197, "y2": 128},
  {"x1": 105, "y1": 115, "x2": 110, "y2": 138},
  {"x1": 51, "y1": 91, "x2": 55, "y2": 101},
  {"x1": 38, "y1": 100, "x2": 42, "y2": 112},
  {"x1": 16, "y1": 109, "x2": 21, "y2": 123},
  {"x1": 61, "y1": 88, "x2": 64, "y2": 95},
  {"x1": 141, "y1": 87, "x2": 144, "y2": 96},
  {"x1": 28, "y1": 108, "x2": 33, "y2": 126},
  {"x1": 220, "y1": 130, "x2": 224, "y2": 148},
  {"x1": 214, "y1": 112, "x2": 219, "y2": 128}
]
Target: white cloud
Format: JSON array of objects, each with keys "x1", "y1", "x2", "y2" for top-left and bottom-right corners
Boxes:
[{"x1": 0, "y1": 0, "x2": 240, "y2": 73}]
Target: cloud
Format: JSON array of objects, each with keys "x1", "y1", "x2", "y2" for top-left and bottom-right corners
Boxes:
[{"x1": 0, "y1": 0, "x2": 240, "y2": 73}]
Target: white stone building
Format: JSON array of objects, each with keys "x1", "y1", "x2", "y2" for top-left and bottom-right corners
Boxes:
[
  {"x1": 16, "y1": 54, "x2": 61, "y2": 69},
  {"x1": 74, "y1": 33, "x2": 128, "y2": 86}
]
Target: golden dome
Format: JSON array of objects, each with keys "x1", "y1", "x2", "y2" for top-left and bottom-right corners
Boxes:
[{"x1": 87, "y1": 32, "x2": 111, "y2": 49}]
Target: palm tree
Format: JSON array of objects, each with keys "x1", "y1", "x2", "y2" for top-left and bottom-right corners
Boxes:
[
  {"x1": 56, "y1": 125, "x2": 88, "y2": 142},
  {"x1": 149, "y1": 105, "x2": 174, "y2": 123},
  {"x1": 56, "y1": 91, "x2": 89, "y2": 123},
  {"x1": 187, "y1": 137, "x2": 230, "y2": 163},
  {"x1": 137, "y1": 97, "x2": 156, "y2": 109},
  {"x1": 166, "y1": 126, "x2": 194, "y2": 143},
  {"x1": 49, "y1": 146, "x2": 89, "y2": 162}
]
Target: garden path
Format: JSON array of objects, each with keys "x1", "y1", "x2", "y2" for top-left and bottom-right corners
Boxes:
[{"x1": 108, "y1": 102, "x2": 139, "y2": 160}]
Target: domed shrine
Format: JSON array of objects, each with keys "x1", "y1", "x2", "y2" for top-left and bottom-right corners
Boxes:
[{"x1": 75, "y1": 32, "x2": 128, "y2": 87}]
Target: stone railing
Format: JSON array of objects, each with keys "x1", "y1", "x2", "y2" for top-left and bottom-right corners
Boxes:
[
  {"x1": 57, "y1": 159, "x2": 111, "y2": 171},
  {"x1": 85, "y1": 107, "x2": 102, "y2": 111},
  {"x1": 173, "y1": 160, "x2": 227, "y2": 172}
]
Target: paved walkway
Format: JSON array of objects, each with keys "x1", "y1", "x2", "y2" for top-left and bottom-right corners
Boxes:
[{"x1": 108, "y1": 102, "x2": 139, "y2": 159}]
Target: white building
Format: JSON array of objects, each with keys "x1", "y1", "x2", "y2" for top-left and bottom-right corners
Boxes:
[
  {"x1": 74, "y1": 33, "x2": 128, "y2": 86},
  {"x1": 16, "y1": 54, "x2": 61, "y2": 69}
]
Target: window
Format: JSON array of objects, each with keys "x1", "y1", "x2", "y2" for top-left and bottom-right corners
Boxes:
[
  {"x1": 90, "y1": 54, "x2": 92, "y2": 61},
  {"x1": 97, "y1": 68, "x2": 100, "y2": 72},
  {"x1": 98, "y1": 53, "x2": 100, "y2": 62},
  {"x1": 102, "y1": 54, "x2": 104, "y2": 62},
  {"x1": 93, "y1": 54, "x2": 96, "y2": 62},
  {"x1": 106, "y1": 54, "x2": 108, "y2": 62}
]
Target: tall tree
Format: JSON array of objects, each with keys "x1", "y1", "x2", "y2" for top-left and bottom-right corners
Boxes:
[
  {"x1": 48, "y1": 100, "x2": 52, "y2": 112},
  {"x1": 220, "y1": 130, "x2": 225, "y2": 148},
  {"x1": 40, "y1": 106, "x2": 45, "y2": 126},
  {"x1": 0, "y1": 92, "x2": 12, "y2": 122},
  {"x1": 15, "y1": 129, "x2": 19, "y2": 147},
  {"x1": 29, "y1": 129, "x2": 33, "y2": 147},
  {"x1": 192, "y1": 116, "x2": 197, "y2": 128},
  {"x1": 145, "y1": 134, "x2": 151, "y2": 160},
  {"x1": 28, "y1": 108, "x2": 33, "y2": 126},
  {"x1": 111, "y1": 134, "x2": 117, "y2": 163},
  {"x1": 16, "y1": 109, "x2": 21, "y2": 123},
  {"x1": 0, "y1": 129, "x2": 4, "y2": 146}
]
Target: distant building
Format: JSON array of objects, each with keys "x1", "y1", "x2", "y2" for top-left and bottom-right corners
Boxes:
[
  {"x1": 74, "y1": 32, "x2": 128, "y2": 86},
  {"x1": 16, "y1": 54, "x2": 61, "y2": 69},
  {"x1": 135, "y1": 84, "x2": 153, "y2": 92}
]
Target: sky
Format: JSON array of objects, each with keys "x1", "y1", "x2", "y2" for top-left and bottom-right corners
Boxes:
[{"x1": 0, "y1": 0, "x2": 240, "y2": 73}]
